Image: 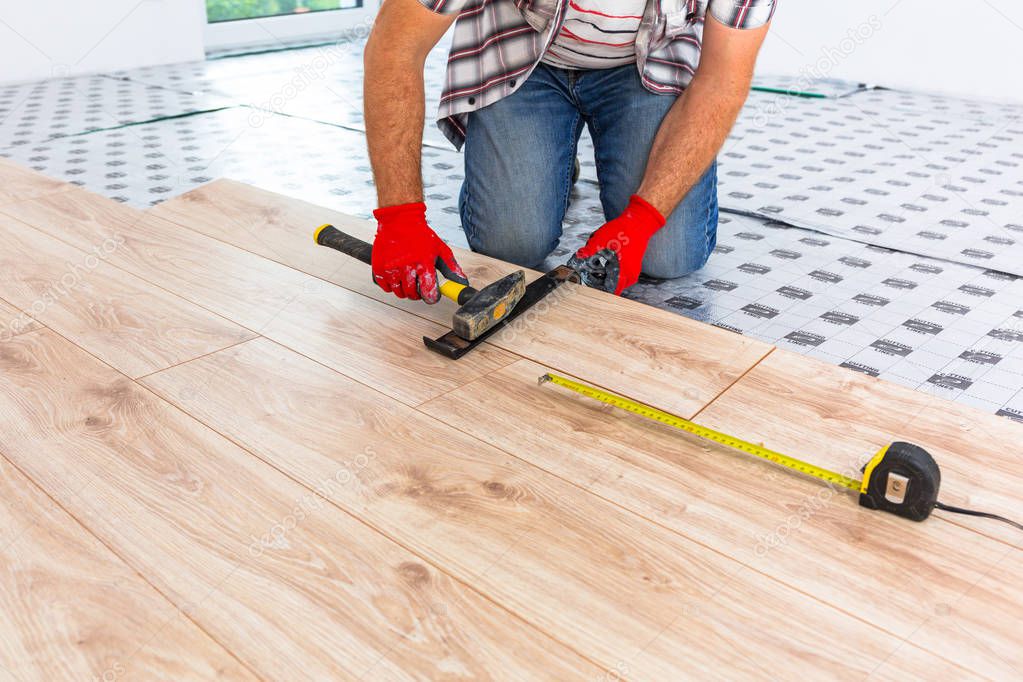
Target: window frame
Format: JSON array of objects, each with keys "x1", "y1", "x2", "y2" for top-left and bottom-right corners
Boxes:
[{"x1": 204, "y1": 1, "x2": 379, "y2": 54}]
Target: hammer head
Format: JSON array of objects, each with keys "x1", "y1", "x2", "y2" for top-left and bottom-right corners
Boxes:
[{"x1": 452, "y1": 270, "x2": 527, "y2": 341}]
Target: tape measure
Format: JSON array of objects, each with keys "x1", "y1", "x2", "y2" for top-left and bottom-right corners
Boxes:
[{"x1": 539, "y1": 372, "x2": 942, "y2": 522}]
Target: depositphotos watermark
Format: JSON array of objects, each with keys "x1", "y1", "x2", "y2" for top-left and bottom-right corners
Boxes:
[
  {"x1": 753, "y1": 457, "x2": 864, "y2": 557},
  {"x1": 751, "y1": 16, "x2": 884, "y2": 128},
  {"x1": 246, "y1": 19, "x2": 375, "y2": 128},
  {"x1": 248, "y1": 446, "x2": 377, "y2": 557},
  {"x1": 92, "y1": 660, "x2": 125, "y2": 682},
  {"x1": 0, "y1": 234, "x2": 126, "y2": 343},
  {"x1": 595, "y1": 661, "x2": 629, "y2": 682}
]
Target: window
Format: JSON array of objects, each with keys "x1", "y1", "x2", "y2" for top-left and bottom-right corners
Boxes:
[
  {"x1": 205, "y1": 0, "x2": 378, "y2": 53},
  {"x1": 207, "y1": 1, "x2": 363, "y2": 24}
]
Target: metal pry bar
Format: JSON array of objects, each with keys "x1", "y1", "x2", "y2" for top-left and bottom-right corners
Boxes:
[{"x1": 424, "y1": 265, "x2": 580, "y2": 360}]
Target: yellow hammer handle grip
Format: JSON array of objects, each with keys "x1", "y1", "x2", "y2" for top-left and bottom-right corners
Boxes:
[{"x1": 439, "y1": 280, "x2": 468, "y2": 304}]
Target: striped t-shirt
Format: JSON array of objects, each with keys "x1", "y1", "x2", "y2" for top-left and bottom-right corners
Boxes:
[{"x1": 542, "y1": 0, "x2": 648, "y2": 70}]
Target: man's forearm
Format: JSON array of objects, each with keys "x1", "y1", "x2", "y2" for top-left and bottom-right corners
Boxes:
[
  {"x1": 364, "y1": 50, "x2": 428, "y2": 208},
  {"x1": 636, "y1": 74, "x2": 750, "y2": 216}
]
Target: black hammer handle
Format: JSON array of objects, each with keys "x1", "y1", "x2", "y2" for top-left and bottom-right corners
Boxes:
[{"x1": 315, "y1": 224, "x2": 373, "y2": 265}]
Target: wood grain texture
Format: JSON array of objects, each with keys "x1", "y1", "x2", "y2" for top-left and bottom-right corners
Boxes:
[
  {"x1": 696, "y1": 349, "x2": 1023, "y2": 547},
  {"x1": 0, "y1": 329, "x2": 596, "y2": 681},
  {"x1": 0, "y1": 455, "x2": 255, "y2": 681},
  {"x1": 0, "y1": 298, "x2": 39, "y2": 340},
  {"x1": 907, "y1": 548, "x2": 1022, "y2": 676},
  {"x1": 0, "y1": 189, "x2": 516, "y2": 406},
  {"x1": 149, "y1": 180, "x2": 773, "y2": 417},
  {"x1": 142, "y1": 336, "x2": 971, "y2": 680},
  {"x1": 417, "y1": 358, "x2": 1021, "y2": 678},
  {"x1": 0, "y1": 158, "x2": 72, "y2": 207},
  {"x1": 0, "y1": 213, "x2": 253, "y2": 378}
]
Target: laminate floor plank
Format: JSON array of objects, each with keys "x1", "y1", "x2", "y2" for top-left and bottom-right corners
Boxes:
[
  {"x1": 0, "y1": 454, "x2": 255, "y2": 681},
  {"x1": 0, "y1": 329, "x2": 597, "y2": 681},
  {"x1": 0, "y1": 190, "x2": 297, "y2": 332},
  {"x1": 0, "y1": 189, "x2": 516, "y2": 406},
  {"x1": 695, "y1": 349, "x2": 1023, "y2": 547},
  {"x1": 0, "y1": 298, "x2": 39, "y2": 341},
  {"x1": 0, "y1": 213, "x2": 253, "y2": 378},
  {"x1": 149, "y1": 180, "x2": 773, "y2": 418},
  {"x1": 417, "y1": 358, "x2": 1022, "y2": 678},
  {"x1": 0, "y1": 158, "x2": 73, "y2": 207},
  {"x1": 142, "y1": 336, "x2": 971, "y2": 680}
]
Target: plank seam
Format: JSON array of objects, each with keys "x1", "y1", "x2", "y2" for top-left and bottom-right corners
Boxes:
[
  {"x1": 0, "y1": 296, "x2": 40, "y2": 340},
  {"x1": 148, "y1": 200, "x2": 496, "y2": 339},
  {"x1": 1, "y1": 200, "x2": 517, "y2": 405},
  {"x1": 0, "y1": 182, "x2": 77, "y2": 210},
  {"x1": 133, "y1": 335, "x2": 260, "y2": 382},
  {"x1": 0, "y1": 432, "x2": 265, "y2": 682},
  {"x1": 689, "y1": 346, "x2": 777, "y2": 423},
  {"x1": 0, "y1": 207, "x2": 261, "y2": 362}
]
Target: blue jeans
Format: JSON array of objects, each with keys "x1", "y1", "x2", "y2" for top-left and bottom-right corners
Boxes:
[{"x1": 459, "y1": 63, "x2": 718, "y2": 279}]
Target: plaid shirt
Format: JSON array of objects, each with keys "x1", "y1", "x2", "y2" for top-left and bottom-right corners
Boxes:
[{"x1": 419, "y1": 0, "x2": 777, "y2": 148}]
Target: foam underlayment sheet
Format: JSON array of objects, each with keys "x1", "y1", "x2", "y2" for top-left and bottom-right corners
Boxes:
[
  {"x1": 0, "y1": 108, "x2": 468, "y2": 232},
  {"x1": 0, "y1": 75, "x2": 230, "y2": 150}
]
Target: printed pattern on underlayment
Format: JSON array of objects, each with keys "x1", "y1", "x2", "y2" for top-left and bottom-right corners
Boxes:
[
  {"x1": 719, "y1": 89, "x2": 1023, "y2": 276},
  {"x1": 866, "y1": 88, "x2": 1023, "y2": 124},
  {"x1": 1, "y1": 37, "x2": 1021, "y2": 421},
  {"x1": 0, "y1": 75, "x2": 230, "y2": 150},
  {"x1": 619, "y1": 215, "x2": 1023, "y2": 422},
  {"x1": 0, "y1": 107, "x2": 466, "y2": 236}
]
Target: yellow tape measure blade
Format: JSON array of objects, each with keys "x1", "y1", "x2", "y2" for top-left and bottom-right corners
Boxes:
[{"x1": 539, "y1": 373, "x2": 861, "y2": 493}]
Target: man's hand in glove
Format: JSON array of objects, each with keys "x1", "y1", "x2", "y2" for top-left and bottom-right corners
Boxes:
[
  {"x1": 574, "y1": 195, "x2": 666, "y2": 295},
  {"x1": 372, "y1": 202, "x2": 468, "y2": 303}
]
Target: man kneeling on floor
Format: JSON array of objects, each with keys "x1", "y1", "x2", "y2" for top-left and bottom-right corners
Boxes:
[{"x1": 364, "y1": 0, "x2": 775, "y2": 300}]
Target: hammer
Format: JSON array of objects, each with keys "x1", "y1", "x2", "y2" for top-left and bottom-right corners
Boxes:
[{"x1": 314, "y1": 224, "x2": 527, "y2": 341}]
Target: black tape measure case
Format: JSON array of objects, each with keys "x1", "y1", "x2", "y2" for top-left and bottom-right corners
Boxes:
[{"x1": 859, "y1": 442, "x2": 941, "y2": 522}]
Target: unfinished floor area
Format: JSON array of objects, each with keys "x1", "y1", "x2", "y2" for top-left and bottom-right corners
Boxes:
[
  {"x1": 2, "y1": 36, "x2": 1023, "y2": 420},
  {"x1": 1, "y1": 32, "x2": 1022, "y2": 682}
]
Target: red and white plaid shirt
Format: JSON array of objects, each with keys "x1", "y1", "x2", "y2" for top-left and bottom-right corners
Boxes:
[{"x1": 419, "y1": 0, "x2": 777, "y2": 148}]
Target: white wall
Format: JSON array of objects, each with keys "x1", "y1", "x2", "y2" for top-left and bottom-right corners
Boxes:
[
  {"x1": 0, "y1": 0, "x2": 206, "y2": 84},
  {"x1": 4, "y1": 0, "x2": 1022, "y2": 103},
  {"x1": 756, "y1": 0, "x2": 1023, "y2": 104}
]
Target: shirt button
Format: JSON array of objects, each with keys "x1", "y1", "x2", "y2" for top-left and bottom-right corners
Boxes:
[{"x1": 468, "y1": 97, "x2": 476, "y2": 105}]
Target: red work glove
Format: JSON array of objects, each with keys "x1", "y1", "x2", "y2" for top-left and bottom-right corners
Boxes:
[
  {"x1": 575, "y1": 195, "x2": 666, "y2": 295},
  {"x1": 372, "y1": 202, "x2": 468, "y2": 303}
]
